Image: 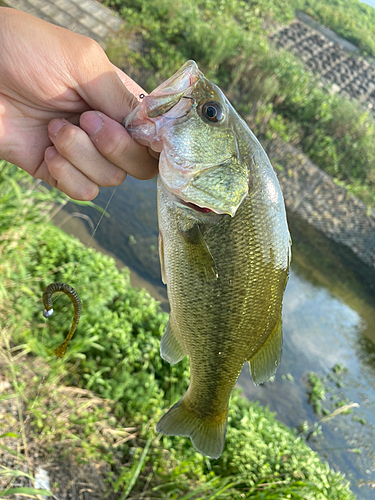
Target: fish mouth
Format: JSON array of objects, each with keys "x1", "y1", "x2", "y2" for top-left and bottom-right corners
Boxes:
[
  {"x1": 151, "y1": 60, "x2": 200, "y2": 97},
  {"x1": 124, "y1": 61, "x2": 201, "y2": 149},
  {"x1": 178, "y1": 199, "x2": 213, "y2": 214}
]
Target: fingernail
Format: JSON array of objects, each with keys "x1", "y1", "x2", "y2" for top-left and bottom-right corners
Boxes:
[
  {"x1": 45, "y1": 146, "x2": 57, "y2": 160},
  {"x1": 49, "y1": 119, "x2": 66, "y2": 137},
  {"x1": 80, "y1": 112, "x2": 104, "y2": 137}
]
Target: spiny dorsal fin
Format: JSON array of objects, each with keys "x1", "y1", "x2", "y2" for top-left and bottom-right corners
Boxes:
[
  {"x1": 160, "y1": 318, "x2": 186, "y2": 365},
  {"x1": 248, "y1": 316, "x2": 283, "y2": 385}
]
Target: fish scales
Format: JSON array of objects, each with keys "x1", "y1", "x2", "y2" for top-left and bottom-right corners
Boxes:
[
  {"x1": 158, "y1": 170, "x2": 287, "y2": 411},
  {"x1": 125, "y1": 60, "x2": 291, "y2": 459}
]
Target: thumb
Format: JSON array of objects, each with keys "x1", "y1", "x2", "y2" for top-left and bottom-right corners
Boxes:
[{"x1": 68, "y1": 41, "x2": 144, "y2": 122}]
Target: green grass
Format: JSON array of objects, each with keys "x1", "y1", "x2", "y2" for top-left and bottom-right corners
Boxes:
[
  {"x1": 104, "y1": 0, "x2": 375, "y2": 208},
  {"x1": 0, "y1": 160, "x2": 357, "y2": 498},
  {"x1": 294, "y1": 0, "x2": 375, "y2": 58},
  {"x1": 307, "y1": 373, "x2": 327, "y2": 415}
]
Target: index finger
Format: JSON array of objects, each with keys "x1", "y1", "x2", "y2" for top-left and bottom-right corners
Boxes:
[
  {"x1": 69, "y1": 42, "x2": 141, "y2": 122},
  {"x1": 79, "y1": 111, "x2": 158, "y2": 180},
  {"x1": 111, "y1": 64, "x2": 147, "y2": 102}
]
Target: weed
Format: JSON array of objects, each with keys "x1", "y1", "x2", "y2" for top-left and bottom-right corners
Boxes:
[
  {"x1": 0, "y1": 161, "x2": 356, "y2": 498},
  {"x1": 307, "y1": 372, "x2": 327, "y2": 415}
]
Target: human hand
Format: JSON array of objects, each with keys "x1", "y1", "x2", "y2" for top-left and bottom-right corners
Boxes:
[{"x1": 0, "y1": 8, "x2": 158, "y2": 200}]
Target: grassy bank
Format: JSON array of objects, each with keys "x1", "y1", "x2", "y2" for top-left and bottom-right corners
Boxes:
[
  {"x1": 294, "y1": 0, "x2": 375, "y2": 58},
  {"x1": 0, "y1": 161, "x2": 357, "y2": 499},
  {"x1": 104, "y1": 0, "x2": 375, "y2": 208}
]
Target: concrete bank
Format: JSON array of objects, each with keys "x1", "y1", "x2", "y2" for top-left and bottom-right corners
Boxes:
[
  {"x1": 270, "y1": 12, "x2": 375, "y2": 110},
  {"x1": 2, "y1": 0, "x2": 122, "y2": 47},
  {"x1": 264, "y1": 138, "x2": 375, "y2": 274}
]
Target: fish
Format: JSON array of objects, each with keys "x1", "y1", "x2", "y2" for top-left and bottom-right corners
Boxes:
[{"x1": 124, "y1": 60, "x2": 291, "y2": 459}]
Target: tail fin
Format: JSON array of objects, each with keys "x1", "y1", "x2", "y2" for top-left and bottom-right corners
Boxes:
[{"x1": 156, "y1": 398, "x2": 227, "y2": 459}]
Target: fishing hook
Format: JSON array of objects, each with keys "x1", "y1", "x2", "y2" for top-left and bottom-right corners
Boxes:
[{"x1": 42, "y1": 282, "x2": 82, "y2": 358}]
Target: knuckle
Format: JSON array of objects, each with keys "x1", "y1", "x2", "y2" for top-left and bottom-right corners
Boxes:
[
  {"x1": 99, "y1": 168, "x2": 127, "y2": 188},
  {"x1": 47, "y1": 153, "x2": 66, "y2": 177},
  {"x1": 68, "y1": 38, "x2": 104, "y2": 74},
  {"x1": 101, "y1": 133, "x2": 130, "y2": 163},
  {"x1": 67, "y1": 182, "x2": 99, "y2": 202},
  {"x1": 82, "y1": 37, "x2": 103, "y2": 58},
  {"x1": 56, "y1": 126, "x2": 81, "y2": 157},
  {"x1": 111, "y1": 168, "x2": 127, "y2": 187},
  {"x1": 140, "y1": 166, "x2": 158, "y2": 181}
]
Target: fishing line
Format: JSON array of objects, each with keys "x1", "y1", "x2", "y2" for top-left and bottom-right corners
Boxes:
[
  {"x1": 43, "y1": 186, "x2": 117, "y2": 360},
  {"x1": 49, "y1": 185, "x2": 117, "y2": 308},
  {"x1": 69, "y1": 186, "x2": 117, "y2": 283}
]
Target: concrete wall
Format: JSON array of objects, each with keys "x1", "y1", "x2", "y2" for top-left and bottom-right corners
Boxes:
[
  {"x1": 270, "y1": 14, "x2": 375, "y2": 110},
  {"x1": 269, "y1": 12, "x2": 375, "y2": 273},
  {"x1": 264, "y1": 138, "x2": 375, "y2": 271},
  {"x1": 2, "y1": 0, "x2": 122, "y2": 47}
]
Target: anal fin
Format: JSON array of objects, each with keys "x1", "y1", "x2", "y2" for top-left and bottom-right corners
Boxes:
[
  {"x1": 160, "y1": 319, "x2": 185, "y2": 365},
  {"x1": 248, "y1": 316, "x2": 283, "y2": 385}
]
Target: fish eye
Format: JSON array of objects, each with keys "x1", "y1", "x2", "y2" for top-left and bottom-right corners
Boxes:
[{"x1": 201, "y1": 101, "x2": 223, "y2": 123}]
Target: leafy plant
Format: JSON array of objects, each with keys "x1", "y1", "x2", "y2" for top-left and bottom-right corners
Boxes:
[{"x1": 307, "y1": 372, "x2": 327, "y2": 415}]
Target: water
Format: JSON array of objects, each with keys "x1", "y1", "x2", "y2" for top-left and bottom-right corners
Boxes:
[
  {"x1": 55, "y1": 177, "x2": 375, "y2": 498},
  {"x1": 239, "y1": 234, "x2": 375, "y2": 496}
]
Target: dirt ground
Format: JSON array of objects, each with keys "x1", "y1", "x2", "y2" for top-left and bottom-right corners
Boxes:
[{"x1": 0, "y1": 350, "x2": 119, "y2": 500}]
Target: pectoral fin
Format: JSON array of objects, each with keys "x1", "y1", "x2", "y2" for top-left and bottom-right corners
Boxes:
[
  {"x1": 179, "y1": 224, "x2": 218, "y2": 282},
  {"x1": 160, "y1": 318, "x2": 186, "y2": 365},
  {"x1": 248, "y1": 316, "x2": 283, "y2": 385}
]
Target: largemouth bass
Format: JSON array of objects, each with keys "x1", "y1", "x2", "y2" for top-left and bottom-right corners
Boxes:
[{"x1": 125, "y1": 61, "x2": 291, "y2": 459}]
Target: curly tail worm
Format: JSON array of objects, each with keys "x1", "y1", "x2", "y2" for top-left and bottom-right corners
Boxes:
[{"x1": 42, "y1": 282, "x2": 82, "y2": 358}]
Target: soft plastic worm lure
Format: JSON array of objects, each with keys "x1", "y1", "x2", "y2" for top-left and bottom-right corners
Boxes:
[{"x1": 42, "y1": 282, "x2": 82, "y2": 358}]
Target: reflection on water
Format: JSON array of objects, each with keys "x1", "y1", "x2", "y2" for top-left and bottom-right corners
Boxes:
[
  {"x1": 56, "y1": 179, "x2": 375, "y2": 498},
  {"x1": 239, "y1": 266, "x2": 375, "y2": 495}
]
